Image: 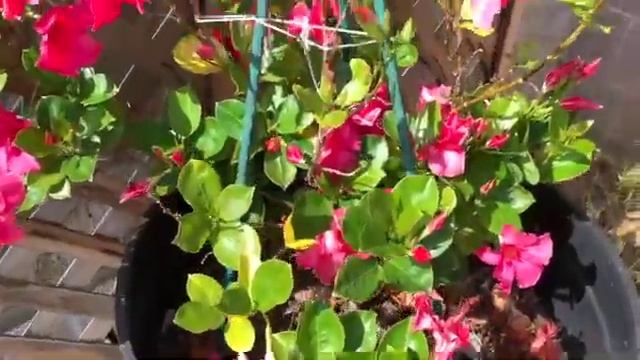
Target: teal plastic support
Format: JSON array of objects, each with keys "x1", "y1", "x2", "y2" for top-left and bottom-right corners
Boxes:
[
  {"x1": 373, "y1": 0, "x2": 417, "y2": 174},
  {"x1": 228, "y1": 0, "x2": 268, "y2": 285}
]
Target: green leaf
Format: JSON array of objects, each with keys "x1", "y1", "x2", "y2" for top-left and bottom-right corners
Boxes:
[
  {"x1": 335, "y1": 257, "x2": 382, "y2": 302},
  {"x1": 394, "y1": 44, "x2": 418, "y2": 68},
  {"x1": 19, "y1": 172, "x2": 65, "y2": 212},
  {"x1": 382, "y1": 256, "x2": 434, "y2": 292},
  {"x1": 186, "y1": 273, "x2": 223, "y2": 306},
  {"x1": 276, "y1": 95, "x2": 302, "y2": 134},
  {"x1": 320, "y1": 110, "x2": 348, "y2": 128},
  {"x1": 399, "y1": 18, "x2": 416, "y2": 43},
  {"x1": 273, "y1": 331, "x2": 298, "y2": 360},
  {"x1": 0, "y1": 72, "x2": 6, "y2": 92},
  {"x1": 293, "y1": 85, "x2": 325, "y2": 114},
  {"x1": 173, "y1": 301, "x2": 225, "y2": 334},
  {"x1": 49, "y1": 179, "x2": 71, "y2": 200},
  {"x1": 215, "y1": 99, "x2": 245, "y2": 140},
  {"x1": 520, "y1": 153, "x2": 540, "y2": 185},
  {"x1": 194, "y1": 116, "x2": 228, "y2": 158},
  {"x1": 335, "y1": 59, "x2": 373, "y2": 107},
  {"x1": 251, "y1": 259, "x2": 293, "y2": 312},
  {"x1": 343, "y1": 190, "x2": 393, "y2": 255},
  {"x1": 340, "y1": 311, "x2": 378, "y2": 352},
  {"x1": 491, "y1": 185, "x2": 535, "y2": 214},
  {"x1": 80, "y1": 106, "x2": 117, "y2": 137},
  {"x1": 15, "y1": 128, "x2": 54, "y2": 157},
  {"x1": 421, "y1": 220, "x2": 454, "y2": 257},
  {"x1": 61, "y1": 155, "x2": 97, "y2": 182},
  {"x1": 216, "y1": 185, "x2": 255, "y2": 222},
  {"x1": 487, "y1": 96, "x2": 522, "y2": 119},
  {"x1": 297, "y1": 302, "x2": 345, "y2": 358},
  {"x1": 219, "y1": 283, "x2": 253, "y2": 315},
  {"x1": 264, "y1": 150, "x2": 297, "y2": 190},
  {"x1": 543, "y1": 150, "x2": 590, "y2": 182},
  {"x1": 168, "y1": 86, "x2": 201, "y2": 137},
  {"x1": 213, "y1": 224, "x2": 261, "y2": 270},
  {"x1": 393, "y1": 175, "x2": 439, "y2": 216},
  {"x1": 352, "y1": 167, "x2": 387, "y2": 192},
  {"x1": 482, "y1": 203, "x2": 522, "y2": 234},
  {"x1": 549, "y1": 106, "x2": 569, "y2": 141},
  {"x1": 433, "y1": 247, "x2": 468, "y2": 285},
  {"x1": 407, "y1": 331, "x2": 429, "y2": 360},
  {"x1": 377, "y1": 318, "x2": 411, "y2": 353},
  {"x1": 79, "y1": 71, "x2": 118, "y2": 106},
  {"x1": 224, "y1": 316, "x2": 255, "y2": 352},
  {"x1": 36, "y1": 96, "x2": 73, "y2": 138},
  {"x1": 439, "y1": 186, "x2": 457, "y2": 214},
  {"x1": 174, "y1": 212, "x2": 212, "y2": 253},
  {"x1": 291, "y1": 191, "x2": 333, "y2": 240},
  {"x1": 178, "y1": 160, "x2": 222, "y2": 214}
]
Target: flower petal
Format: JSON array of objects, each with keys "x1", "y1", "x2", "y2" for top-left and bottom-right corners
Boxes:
[{"x1": 475, "y1": 246, "x2": 502, "y2": 266}]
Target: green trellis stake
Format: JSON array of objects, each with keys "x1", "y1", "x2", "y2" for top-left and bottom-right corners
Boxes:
[
  {"x1": 228, "y1": 0, "x2": 269, "y2": 285},
  {"x1": 373, "y1": 0, "x2": 417, "y2": 175}
]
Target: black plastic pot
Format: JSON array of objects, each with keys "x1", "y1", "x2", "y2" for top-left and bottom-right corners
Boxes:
[{"x1": 115, "y1": 187, "x2": 640, "y2": 359}]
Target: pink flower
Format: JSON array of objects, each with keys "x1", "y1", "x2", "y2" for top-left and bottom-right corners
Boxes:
[
  {"x1": 0, "y1": 213, "x2": 23, "y2": 245},
  {"x1": 475, "y1": 224, "x2": 553, "y2": 293},
  {"x1": 469, "y1": 0, "x2": 503, "y2": 32},
  {"x1": 35, "y1": 3, "x2": 102, "y2": 77},
  {"x1": 485, "y1": 133, "x2": 510, "y2": 149},
  {"x1": 288, "y1": 0, "x2": 340, "y2": 45},
  {"x1": 0, "y1": 106, "x2": 30, "y2": 143},
  {"x1": 479, "y1": 178, "x2": 497, "y2": 195},
  {"x1": 171, "y1": 149, "x2": 186, "y2": 167},
  {"x1": 560, "y1": 96, "x2": 603, "y2": 111},
  {"x1": 0, "y1": 0, "x2": 27, "y2": 20},
  {"x1": 296, "y1": 208, "x2": 367, "y2": 285},
  {"x1": 418, "y1": 110, "x2": 472, "y2": 178},
  {"x1": 0, "y1": 144, "x2": 40, "y2": 177},
  {"x1": 196, "y1": 43, "x2": 215, "y2": 60},
  {"x1": 543, "y1": 58, "x2": 601, "y2": 90},
  {"x1": 264, "y1": 137, "x2": 282, "y2": 153},
  {"x1": 286, "y1": 144, "x2": 304, "y2": 165},
  {"x1": 119, "y1": 180, "x2": 151, "y2": 204},
  {"x1": 88, "y1": 0, "x2": 146, "y2": 31},
  {"x1": 412, "y1": 245, "x2": 433, "y2": 264},
  {"x1": 426, "y1": 212, "x2": 448, "y2": 235},
  {"x1": 0, "y1": 174, "x2": 25, "y2": 215},
  {"x1": 412, "y1": 294, "x2": 472, "y2": 360},
  {"x1": 418, "y1": 84, "x2": 452, "y2": 110}
]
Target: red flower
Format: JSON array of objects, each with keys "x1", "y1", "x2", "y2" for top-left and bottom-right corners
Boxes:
[
  {"x1": 88, "y1": 0, "x2": 146, "y2": 31},
  {"x1": 530, "y1": 321, "x2": 562, "y2": 360},
  {"x1": 44, "y1": 131, "x2": 60, "y2": 146},
  {"x1": 543, "y1": 58, "x2": 601, "y2": 90},
  {"x1": 412, "y1": 294, "x2": 472, "y2": 360},
  {"x1": 485, "y1": 133, "x2": 510, "y2": 149},
  {"x1": 119, "y1": 180, "x2": 151, "y2": 204},
  {"x1": 412, "y1": 245, "x2": 433, "y2": 264},
  {"x1": 0, "y1": 174, "x2": 26, "y2": 215},
  {"x1": 288, "y1": 0, "x2": 341, "y2": 46},
  {"x1": 318, "y1": 83, "x2": 390, "y2": 177},
  {"x1": 296, "y1": 208, "x2": 368, "y2": 285},
  {"x1": 560, "y1": 96, "x2": 603, "y2": 112},
  {"x1": 264, "y1": 137, "x2": 282, "y2": 153},
  {"x1": 479, "y1": 178, "x2": 497, "y2": 195},
  {"x1": 171, "y1": 149, "x2": 186, "y2": 167},
  {"x1": 35, "y1": 3, "x2": 102, "y2": 77},
  {"x1": 0, "y1": 106, "x2": 30, "y2": 143},
  {"x1": 286, "y1": 144, "x2": 304, "y2": 165},
  {"x1": 0, "y1": 213, "x2": 23, "y2": 245},
  {"x1": 418, "y1": 109, "x2": 472, "y2": 178},
  {"x1": 475, "y1": 225, "x2": 553, "y2": 293},
  {"x1": 196, "y1": 43, "x2": 215, "y2": 60},
  {"x1": 426, "y1": 212, "x2": 448, "y2": 235},
  {"x1": 473, "y1": 118, "x2": 490, "y2": 138},
  {"x1": 0, "y1": 0, "x2": 27, "y2": 20}
]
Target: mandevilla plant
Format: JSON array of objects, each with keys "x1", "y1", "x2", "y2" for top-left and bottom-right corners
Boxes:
[{"x1": 0, "y1": 0, "x2": 607, "y2": 358}]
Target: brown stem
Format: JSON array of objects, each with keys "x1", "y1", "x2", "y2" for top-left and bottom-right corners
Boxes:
[{"x1": 459, "y1": 0, "x2": 604, "y2": 108}]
